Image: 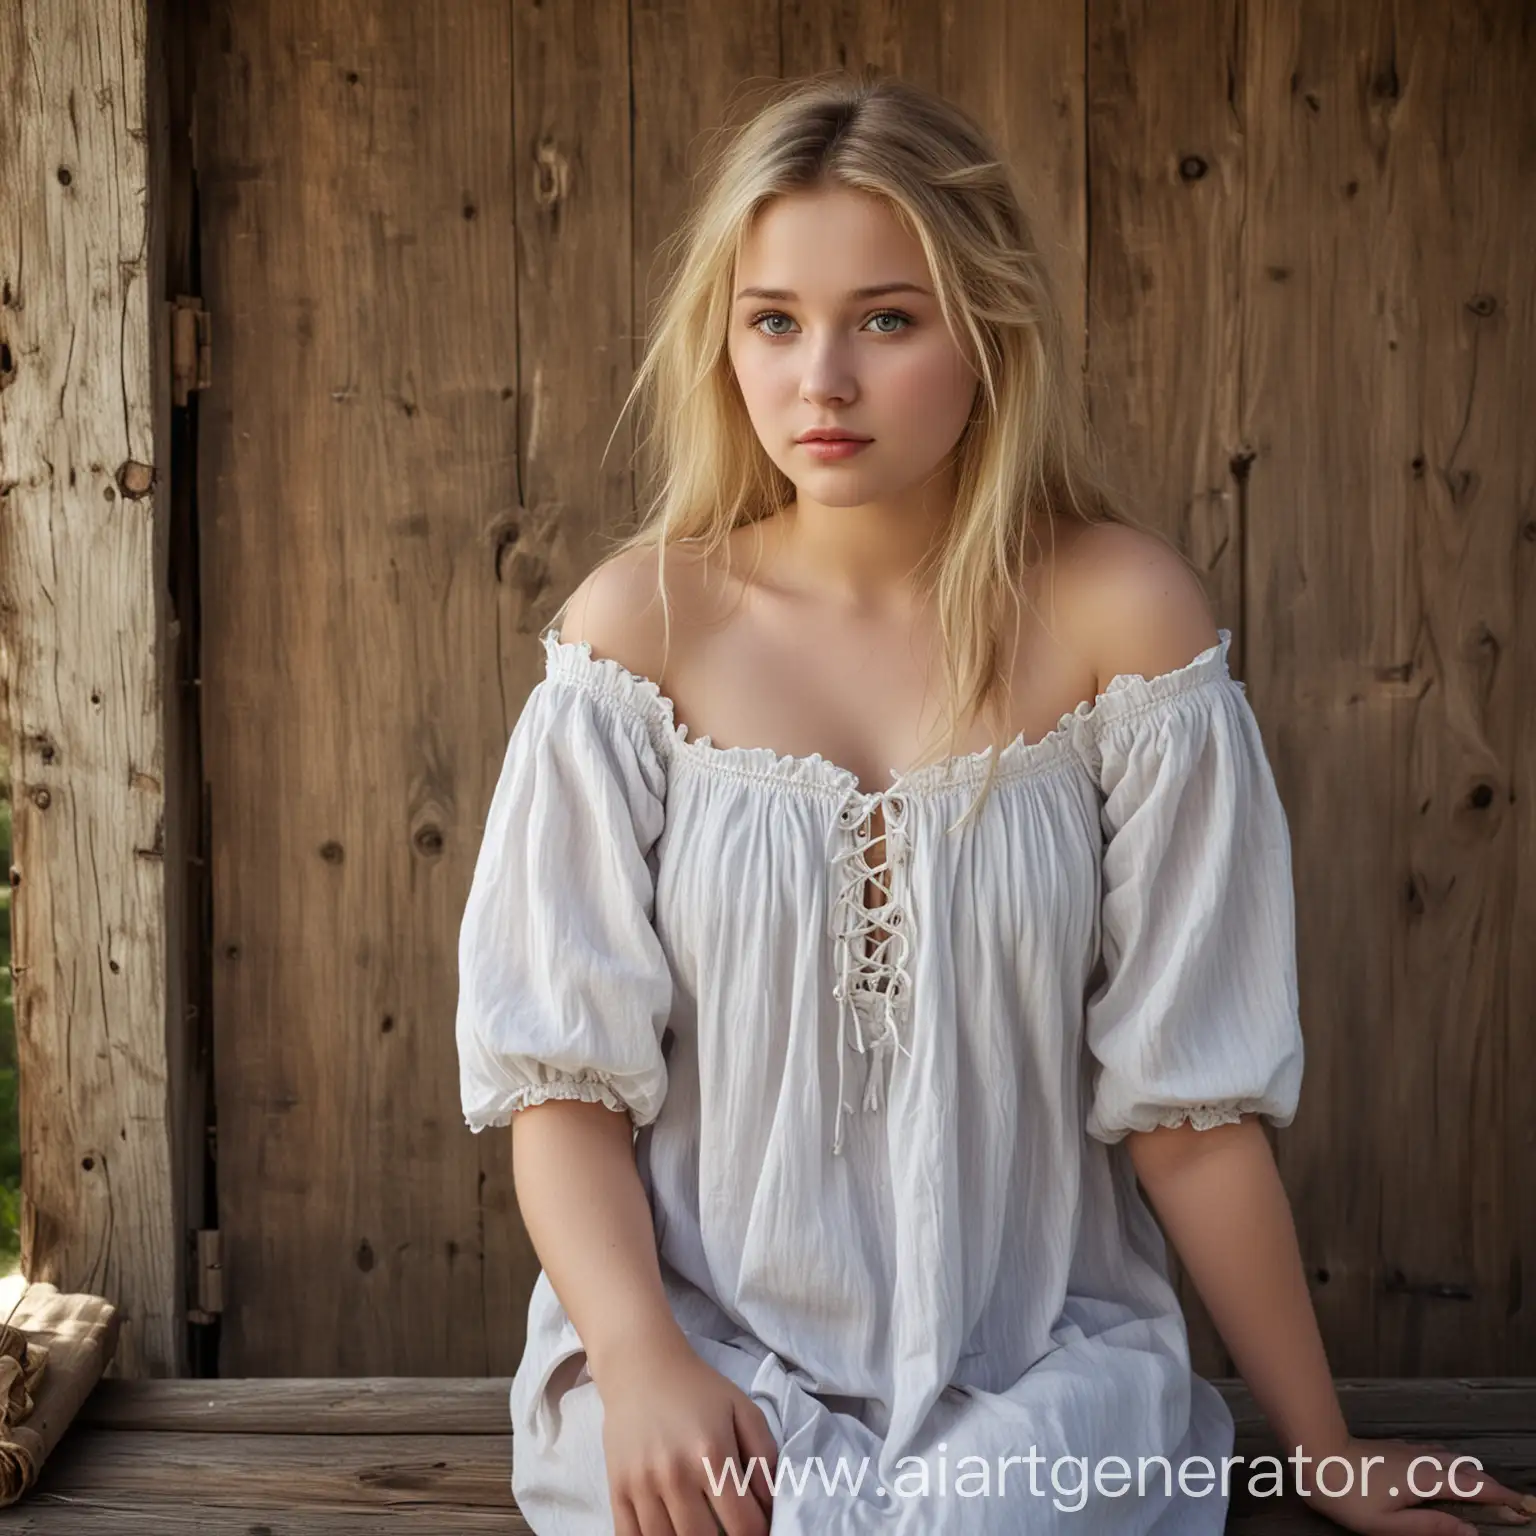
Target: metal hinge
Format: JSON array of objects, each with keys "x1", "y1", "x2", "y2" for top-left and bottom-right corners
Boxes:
[
  {"x1": 189, "y1": 1228, "x2": 223, "y2": 1322},
  {"x1": 170, "y1": 296, "x2": 211, "y2": 406}
]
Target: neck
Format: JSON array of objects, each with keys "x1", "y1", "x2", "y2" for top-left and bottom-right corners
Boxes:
[{"x1": 776, "y1": 466, "x2": 958, "y2": 610}]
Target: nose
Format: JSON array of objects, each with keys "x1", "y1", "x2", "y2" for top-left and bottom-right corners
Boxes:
[{"x1": 799, "y1": 332, "x2": 859, "y2": 409}]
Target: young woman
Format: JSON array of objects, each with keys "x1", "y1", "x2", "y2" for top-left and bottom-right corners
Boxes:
[{"x1": 455, "y1": 73, "x2": 1533, "y2": 1536}]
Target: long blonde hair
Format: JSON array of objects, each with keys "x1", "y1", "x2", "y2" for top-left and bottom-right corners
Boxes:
[{"x1": 564, "y1": 69, "x2": 1166, "y2": 825}]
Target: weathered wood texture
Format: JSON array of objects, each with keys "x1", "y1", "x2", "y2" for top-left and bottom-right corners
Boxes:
[
  {"x1": 1086, "y1": 0, "x2": 1536, "y2": 1379},
  {"x1": 77, "y1": 1375, "x2": 516, "y2": 1433},
  {"x1": 6, "y1": 1377, "x2": 1532, "y2": 1533},
  {"x1": 1237, "y1": 0, "x2": 1536, "y2": 1379},
  {"x1": 193, "y1": 0, "x2": 525, "y2": 1375},
  {"x1": 0, "y1": 0, "x2": 190, "y2": 1374},
  {"x1": 9, "y1": 0, "x2": 1527, "y2": 1385}
]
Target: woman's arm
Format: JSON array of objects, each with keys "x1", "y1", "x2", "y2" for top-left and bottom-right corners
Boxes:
[
  {"x1": 512, "y1": 1099, "x2": 778, "y2": 1534},
  {"x1": 1128, "y1": 1119, "x2": 1347, "y2": 1455},
  {"x1": 1130, "y1": 1122, "x2": 1533, "y2": 1533},
  {"x1": 510, "y1": 1098, "x2": 685, "y2": 1386}
]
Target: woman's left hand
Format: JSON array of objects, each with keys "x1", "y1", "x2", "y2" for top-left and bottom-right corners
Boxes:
[{"x1": 1294, "y1": 1435, "x2": 1535, "y2": 1534}]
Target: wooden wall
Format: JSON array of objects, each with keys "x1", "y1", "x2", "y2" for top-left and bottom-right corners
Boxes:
[
  {"x1": 0, "y1": 0, "x2": 199, "y2": 1377},
  {"x1": 159, "y1": 0, "x2": 1536, "y2": 1377}
]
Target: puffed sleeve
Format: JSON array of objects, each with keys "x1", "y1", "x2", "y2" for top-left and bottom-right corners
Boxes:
[
  {"x1": 1081, "y1": 630, "x2": 1305, "y2": 1145},
  {"x1": 455, "y1": 662, "x2": 673, "y2": 1133}
]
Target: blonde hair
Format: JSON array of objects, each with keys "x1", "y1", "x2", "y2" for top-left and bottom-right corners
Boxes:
[{"x1": 561, "y1": 69, "x2": 1165, "y2": 826}]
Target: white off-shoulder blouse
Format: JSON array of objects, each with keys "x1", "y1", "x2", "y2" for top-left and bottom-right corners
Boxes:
[{"x1": 456, "y1": 624, "x2": 1305, "y2": 1534}]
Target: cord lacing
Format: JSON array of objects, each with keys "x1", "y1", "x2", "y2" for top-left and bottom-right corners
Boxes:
[{"x1": 824, "y1": 785, "x2": 917, "y2": 1156}]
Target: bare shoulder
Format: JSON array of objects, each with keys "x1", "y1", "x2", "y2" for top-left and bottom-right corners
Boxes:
[
  {"x1": 553, "y1": 540, "x2": 714, "y2": 684},
  {"x1": 1051, "y1": 519, "x2": 1222, "y2": 691}
]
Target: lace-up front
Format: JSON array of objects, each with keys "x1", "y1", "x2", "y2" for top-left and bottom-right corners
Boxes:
[{"x1": 824, "y1": 786, "x2": 916, "y2": 1154}]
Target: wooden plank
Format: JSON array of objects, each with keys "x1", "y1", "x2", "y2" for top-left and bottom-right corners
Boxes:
[
  {"x1": 630, "y1": 0, "x2": 780, "y2": 373},
  {"x1": 1085, "y1": 0, "x2": 1243, "y2": 602},
  {"x1": 1223, "y1": 1377, "x2": 1536, "y2": 1437},
  {"x1": 17, "y1": 1379, "x2": 1536, "y2": 1535},
  {"x1": 942, "y1": 0, "x2": 1087, "y2": 375},
  {"x1": 6, "y1": 1500, "x2": 531, "y2": 1535},
  {"x1": 1511, "y1": 40, "x2": 1536, "y2": 1370},
  {"x1": 1242, "y1": 0, "x2": 1536, "y2": 1378},
  {"x1": 77, "y1": 1372, "x2": 1536, "y2": 1435},
  {"x1": 1242, "y1": 0, "x2": 1392, "y2": 1379},
  {"x1": 1362, "y1": 0, "x2": 1533, "y2": 1382},
  {"x1": 16, "y1": 1409, "x2": 1534, "y2": 1536},
  {"x1": 194, "y1": 0, "x2": 522, "y2": 1374},
  {"x1": 33, "y1": 1432, "x2": 514, "y2": 1509},
  {"x1": 1229, "y1": 1492, "x2": 1534, "y2": 1536},
  {"x1": 512, "y1": 0, "x2": 637, "y2": 549},
  {"x1": 1, "y1": 1491, "x2": 1357, "y2": 1536},
  {"x1": 0, "y1": 0, "x2": 184, "y2": 1374},
  {"x1": 780, "y1": 0, "x2": 941, "y2": 87},
  {"x1": 79, "y1": 1377, "x2": 514, "y2": 1434},
  {"x1": 1084, "y1": 0, "x2": 1246, "y2": 1378}
]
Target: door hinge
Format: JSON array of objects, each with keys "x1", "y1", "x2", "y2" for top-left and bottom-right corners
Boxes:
[
  {"x1": 171, "y1": 296, "x2": 211, "y2": 406},
  {"x1": 189, "y1": 1227, "x2": 223, "y2": 1322}
]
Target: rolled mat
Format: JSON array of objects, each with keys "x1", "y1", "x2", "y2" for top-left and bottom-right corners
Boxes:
[{"x1": 0, "y1": 1282, "x2": 121, "y2": 1506}]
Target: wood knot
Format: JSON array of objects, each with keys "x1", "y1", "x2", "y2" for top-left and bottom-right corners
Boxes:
[
  {"x1": 116, "y1": 460, "x2": 155, "y2": 499},
  {"x1": 533, "y1": 140, "x2": 570, "y2": 211}
]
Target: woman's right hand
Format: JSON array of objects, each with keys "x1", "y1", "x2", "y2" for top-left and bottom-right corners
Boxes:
[{"x1": 596, "y1": 1330, "x2": 779, "y2": 1536}]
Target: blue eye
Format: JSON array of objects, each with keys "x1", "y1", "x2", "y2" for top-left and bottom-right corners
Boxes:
[
  {"x1": 749, "y1": 311, "x2": 795, "y2": 337},
  {"x1": 746, "y1": 309, "x2": 915, "y2": 339}
]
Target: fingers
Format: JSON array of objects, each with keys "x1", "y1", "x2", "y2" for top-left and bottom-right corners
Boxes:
[
  {"x1": 709, "y1": 1476, "x2": 771, "y2": 1536},
  {"x1": 1379, "y1": 1511, "x2": 1480, "y2": 1536},
  {"x1": 629, "y1": 1487, "x2": 679, "y2": 1536},
  {"x1": 702, "y1": 1425, "x2": 771, "y2": 1535},
  {"x1": 1458, "y1": 1470, "x2": 1535, "y2": 1511},
  {"x1": 612, "y1": 1493, "x2": 652, "y2": 1536},
  {"x1": 1404, "y1": 1443, "x2": 1534, "y2": 1517},
  {"x1": 665, "y1": 1482, "x2": 734, "y2": 1536},
  {"x1": 732, "y1": 1396, "x2": 780, "y2": 1516},
  {"x1": 1391, "y1": 1440, "x2": 1535, "y2": 1532}
]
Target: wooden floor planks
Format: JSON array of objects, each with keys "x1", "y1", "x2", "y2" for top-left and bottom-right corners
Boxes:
[{"x1": 0, "y1": 1378, "x2": 1529, "y2": 1533}]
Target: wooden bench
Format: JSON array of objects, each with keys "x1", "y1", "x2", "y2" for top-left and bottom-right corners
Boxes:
[{"x1": 3, "y1": 1378, "x2": 1531, "y2": 1532}]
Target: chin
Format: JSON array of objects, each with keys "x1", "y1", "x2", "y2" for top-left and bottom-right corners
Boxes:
[{"x1": 799, "y1": 480, "x2": 875, "y2": 508}]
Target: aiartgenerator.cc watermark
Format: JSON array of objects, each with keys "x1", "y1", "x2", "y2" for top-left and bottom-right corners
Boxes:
[{"x1": 702, "y1": 1443, "x2": 1491, "y2": 1511}]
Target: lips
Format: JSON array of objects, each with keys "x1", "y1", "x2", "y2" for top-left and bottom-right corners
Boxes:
[
  {"x1": 796, "y1": 430, "x2": 872, "y2": 443},
  {"x1": 797, "y1": 435, "x2": 873, "y2": 462}
]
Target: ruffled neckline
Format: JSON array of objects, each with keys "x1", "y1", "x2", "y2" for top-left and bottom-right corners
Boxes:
[{"x1": 539, "y1": 626, "x2": 1236, "y2": 799}]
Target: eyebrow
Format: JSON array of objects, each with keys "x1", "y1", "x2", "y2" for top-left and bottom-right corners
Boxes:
[{"x1": 733, "y1": 282, "x2": 933, "y2": 303}]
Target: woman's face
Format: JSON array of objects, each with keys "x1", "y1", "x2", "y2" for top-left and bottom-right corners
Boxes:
[{"x1": 727, "y1": 186, "x2": 980, "y2": 512}]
